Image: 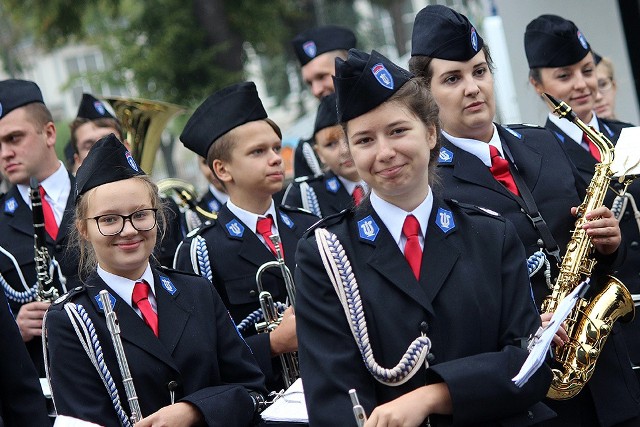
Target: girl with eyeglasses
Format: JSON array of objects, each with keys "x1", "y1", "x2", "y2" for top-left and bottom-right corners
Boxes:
[{"x1": 44, "y1": 134, "x2": 266, "y2": 427}]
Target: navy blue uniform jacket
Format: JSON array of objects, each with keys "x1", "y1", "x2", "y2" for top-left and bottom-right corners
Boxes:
[
  {"x1": 436, "y1": 124, "x2": 640, "y2": 426},
  {"x1": 174, "y1": 204, "x2": 318, "y2": 389},
  {"x1": 45, "y1": 267, "x2": 266, "y2": 427},
  {"x1": 295, "y1": 198, "x2": 553, "y2": 426}
]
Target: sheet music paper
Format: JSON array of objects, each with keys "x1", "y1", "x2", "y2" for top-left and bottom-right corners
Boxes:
[
  {"x1": 512, "y1": 281, "x2": 588, "y2": 387},
  {"x1": 54, "y1": 415, "x2": 104, "y2": 427},
  {"x1": 260, "y1": 378, "x2": 309, "y2": 423},
  {"x1": 611, "y1": 127, "x2": 640, "y2": 179}
]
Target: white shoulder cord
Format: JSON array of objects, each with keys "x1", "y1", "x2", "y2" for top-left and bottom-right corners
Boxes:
[{"x1": 314, "y1": 228, "x2": 431, "y2": 386}]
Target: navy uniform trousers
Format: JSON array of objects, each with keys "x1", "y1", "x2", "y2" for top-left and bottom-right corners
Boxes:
[
  {"x1": 295, "y1": 198, "x2": 554, "y2": 426},
  {"x1": 174, "y1": 204, "x2": 318, "y2": 390},
  {"x1": 45, "y1": 267, "x2": 266, "y2": 427},
  {"x1": 436, "y1": 123, "x2": 640, "y2": 427},
  {"x1": 282, "y1": 171, "x2": 355, "y2": 218},
  {"x1": 0, "y1": 179, "x2": 78, "y2": 376}
]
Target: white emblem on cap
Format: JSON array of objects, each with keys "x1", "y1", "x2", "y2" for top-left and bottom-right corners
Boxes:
[
  {"x1": 471, "y1": 27, "x2": 479, "y2": 52},
  {"x1": 577, "y1": 31, "x2": 588, "y2": 50},
  {"x1": 125, "y1": 151, "x2": 139, "y2": 172}
]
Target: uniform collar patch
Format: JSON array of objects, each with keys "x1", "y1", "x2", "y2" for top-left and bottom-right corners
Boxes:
[
  {"x1": 435, "y1": 208, "x2": 456, "y2": 234},
  {"x1": 208, "y1": 199, "x2": 221, "y2": 212},
  {"x1": 159, "y1": 275, "x2": 177, "y2": 295},
  {"x1": 279, "y1": 211, "x2": 294, "y2": 229},
  {"x1": 503, "y1": 126, "x2": 522, "y2": 139},
  {"x1": 553, "y1": 131, "x2": 565, "y2": 143},
  {"x1": 4, "y1": 197, "x2": 18, "y2": 214},
  {"x1": 438, "y1": 147, "x2": 454, "y2": 164},
  {"x1": 326, "y1": 177, "x2": 341, "y2": 193},
  {"x1": 358, "y1": 215, "x2": 379, "y2": 241},
  {"x1": 225, "y1": 219, "x2": 245, "y2": 238},
  {"x1": 95, "y1": 292, "x2": 116, "y2": 311}
]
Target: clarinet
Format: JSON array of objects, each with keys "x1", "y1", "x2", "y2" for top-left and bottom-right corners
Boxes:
[
  {"x1": 99, "y1": 290, "x2": 143, "y2": 424},
  {"x1": 29, "y1": 177, "x2": 59, "y2": 302}
]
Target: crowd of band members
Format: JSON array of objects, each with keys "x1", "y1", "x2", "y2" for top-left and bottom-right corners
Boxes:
[{"x1": 0, "y1": 4, "x2": 639, "y2": 427}]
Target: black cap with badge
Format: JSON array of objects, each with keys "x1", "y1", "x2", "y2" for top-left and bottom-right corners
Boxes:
[
  {"x1": 292, "y1": 25, "x2": 357, "y2": 66},
  {"x1": 75, "y1": 133, "x2": 145, "y2": 200},
  {"x1": 0, "y1": 79, "x2": 44, "y2": 120},
  {"x1": 333, "y1": 49, "x2": 413, "y2": 123},
  {"x1": 524, "y1": 14, "x2": 591, "y2": 69},
  {"x1": 180, "y1": 82, "x2": 268, "y2": 159},
  {"x1": 411, "y1": 4, "x2": 484, "y2": 61},
  {"x1": 76, "y1": 93, "x2": 115, "y2": 120}
]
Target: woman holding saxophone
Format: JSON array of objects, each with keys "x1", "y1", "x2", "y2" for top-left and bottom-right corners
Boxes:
[
  {"x1": 408, "y1": 5, "x2": 637, "y2": 426},
  {"x1": 44, "y1": 134, "x2": 266, "y2": 427}
]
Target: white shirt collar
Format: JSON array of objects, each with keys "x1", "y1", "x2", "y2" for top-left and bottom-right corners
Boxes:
[
  {"x1": 226, "y1": 199, "x2": 278, "y2": 235},
  {"x1": 97, "y1": 263, "x2": 156, "y2": 312},
  {"x1": 442, "y1": 124, "x2": 503, "y2": 167},
  {"x1": 337, "y1": 176, "x2": 367, "y2": 196},
  {"x1": 19, "y1": 161, "x2": 70, "y2": 222},
  {"x1": 370, "y1": 187, "x2": 433, "y2": 249},
  {"x1": 548, "y1": 112, "x2": 600, "y2": 146},
  {"x1": 208, "y1": 184, "x2": 229, "y2": 204}
]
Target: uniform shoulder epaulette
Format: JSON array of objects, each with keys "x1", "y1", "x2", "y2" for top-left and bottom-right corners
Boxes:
[
  {"x1": 504, "y1": 123, "x2": 544, "y2": 130},
  {"x1": 157, "y1": 265, "x2": 202, "y2": 278},
  {"x1": 50, "y1": 285, "x2": 87, "y2": 308},
  {"x1": 294, "y1": 173, "x2": 324, "y2": 184},
  {"x1": 280, "y1": 204, "x2": 316, "y2": 216},
  {"x1": 447, "y1": 199, "x2": 505, "y2": 221},
  {"x1": 185, "y1": 219, "x2": 216, "y2": 238},
  {"x1": 302, "y1": 208, "x2": 350, "y2": 238}
]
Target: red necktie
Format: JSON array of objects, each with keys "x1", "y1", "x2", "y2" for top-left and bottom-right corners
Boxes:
[
  {"x1": 132, "y1": 281, "x2": 158, "y2": 337},
  {"x1": 39, "y1": 186, "x2": 59, "y2": 239},
  {"x1": 489, "y1": 146, "x2": 520, "y2": 196},
  {"x1": 402, "y1": 215, "x2": 422, "y2": 280},
  {"x1": 256, "y1": 216, "x2": 280, "y2": 257},
  {"x1": 352, "y1": 185, "x2": 364, "y2": 206},
  {"x1": 583, "y1": 132, "x2": 601, "y2": 162}
]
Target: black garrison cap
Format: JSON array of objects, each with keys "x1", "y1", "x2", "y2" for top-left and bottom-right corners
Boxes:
[
  {"x1": 411, "y1": 5, "x2": 483, "y2": 61},
  {"x1": 524, "y1": 14, "x2": 591, "y2": 68},
  {"x1": 76, "y1": 93, "x2": 115, "y2": 120},
  {"x1": 0, "y1": 79, "x2": 44, "y2": 120},
  {"x1": 180, "y1": 82, "x2": 268, "y2": 158},
  {"x1": 334, "y1": 49, "x2": 412, "y2": 123},
  {"x1": 75, "y1": 133, "x2": 145, "y2": 199},
  {"x1": 292, "y1": 25, "x2": 357, "y2": 66},
  {"x1": 313, "y1": 93, "x2": 339, "y2": 135}
]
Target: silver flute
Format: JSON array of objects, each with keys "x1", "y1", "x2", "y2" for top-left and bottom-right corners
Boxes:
[{"x1": 99, "y1": 290, "x2": 142, "y2": 424}]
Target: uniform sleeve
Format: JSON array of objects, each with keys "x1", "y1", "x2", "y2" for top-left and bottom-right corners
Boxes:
[
  {"x1": 295, "y1": 235, "x2": 377, "y2": 426},
  {"x1": 0, "y1": 293, "x2": 50, "y2": 426},
  {"x1": 180, "y1": 283, "x2": 267, "y2": 427},
  {"x1": 46, "y1": 306, "x2": 125, "y2": 427},
  {"x1": 426, "y1": 219, "x2": 552, "y2": 424}
]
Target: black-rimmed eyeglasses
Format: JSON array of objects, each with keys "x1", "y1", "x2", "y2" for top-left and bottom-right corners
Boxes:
[{"x1": 87, "y1": 208, "x2": 158, "y2": 236}]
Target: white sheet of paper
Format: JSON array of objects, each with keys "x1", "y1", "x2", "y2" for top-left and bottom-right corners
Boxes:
[
  {"x1": 54, "y1": 415, "x2": 104, "y2": 427},
  {"x1": 611, "y1": 127, "x2": 640, "y2": 179}
]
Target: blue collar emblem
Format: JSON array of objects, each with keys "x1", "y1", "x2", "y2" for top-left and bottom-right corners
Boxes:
[
  {"x1": 303, "y1": 41, "x2": 317, "y2": 58},
  {"x1": 226, "y1": 219, "x2": 245, "y2": 237},
  {"x1": 279, "y1": 211, "x2": 294, "y2": 229},
  {"x1": 358, "y1": 215, "x2": 379, "y2": 241},
  {"x1": 553, "y1": 131, "x2": 565, "y2": 143},
  {"x1": 371, "y1": 63, "x2": 394, "y2": 90},
  {"x1": 4, "y1": 197, "x2": 17, "y2": 214},
  {"x1": 160, "y1": 275, "x2": 177, "y2": 295},
  {"x1": 503, "y1": 126, "x2": 522, "y2": 139},
  {"x1": 435, "y1": 208, "x2": 456, "y2": 234},
  {"x1": 95, "y1": 292, "x2": 117, "y2": 311},
  {"x1": 326, "y1": 177, "x2": 341, "y2": 193},
  {"x1": 438, "y1": 147, "x2": 454, "y2": 164},
  {"x1": 208, "y1": 199, "x2": 221, "y2": 212}
]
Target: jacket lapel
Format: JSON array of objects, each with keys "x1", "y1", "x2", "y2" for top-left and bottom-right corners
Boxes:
[
  {"x1": 55, "y1": 174, "x2": 76, "y2": 244},
  {"x1": 4, "y1": 186, "x2": 35, "y2": 238},
  {"x1": 154, "y1": 271, "x2": 190, "y2": 356},
  {"x1": 498, "y1": 125, "x2": 543, "y2": 193},
  {"x1": 545, "y1": 119, "x2": 596, "y2": 178}
]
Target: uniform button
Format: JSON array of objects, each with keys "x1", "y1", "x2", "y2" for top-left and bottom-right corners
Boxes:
[
  {"x1": 527, "y1": 410, "x2": 534, "y2": 420},
  {"x1": 55, "y1": 244, "x2": 63, "y2": 251},
  {"x1": 167, "y1": 380, "x2": 178, "y2": 391},
  {"x1": 631, "y1": 241, "x2": 639, "y2": 250},
  {"x1": 419, "y1": 321, "x2": 429, "y2": 334},
  {"x1": 427, "y1": 353, "x2": 436, "y2": 363},
  {"x1": 249, "y1": 289, "x2": 257, "y2": 297}
]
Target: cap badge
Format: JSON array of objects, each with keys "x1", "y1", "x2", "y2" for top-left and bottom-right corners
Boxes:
[
  {"x1": 435, "y1": 208, "x2": 456, "y2": 233},
  {"x1": 125, "y1": 151, "x2": 139, "y2": 172},
  {"x1": 577, "y1": 31, "x2": 588, "y2": 50},
  {"x1": 358, "y1": 215, "x2": 379, "y2": 242},
  {"x1": 93, "y1": 101, "x2": 106, "y2": 116},
  {"x1": 0, "y1": 102, "x2": 3, "y2": 117},
  {"x1": 371, "y1": 63, "x2": 394, "y2": 90},
  {"x1": 303, "y1": 41, "x2": 317, "y2": 58},
  {"x1": 471, "y1": 27, "x2": 479, "y2": 52}
]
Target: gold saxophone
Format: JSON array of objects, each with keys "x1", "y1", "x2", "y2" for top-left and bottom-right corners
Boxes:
[
  {"x1": 541, "y1": 94, "x2": 635, "y2": 400},
  {"x1": 255, "y1": 235, "x2": 300, "y2": 389}
]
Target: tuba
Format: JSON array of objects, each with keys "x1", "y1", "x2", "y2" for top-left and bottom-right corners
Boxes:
[
  {"x1": 101, "y1": 96, "x2": 185, "y2": 174},
  {"x1": 541, "y1": 93, "x2": 635, "y2": 400},
  {"x1": 255, "y1": 235, "x2": 299, "y2": 389},
  {"x1": 157, "y1": 178, "x2": 217, "y2": 233}
]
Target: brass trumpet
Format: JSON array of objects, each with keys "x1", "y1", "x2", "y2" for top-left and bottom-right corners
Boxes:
[{"x1": 255, "y1": 235, "x2": 299, "y2": 388}]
